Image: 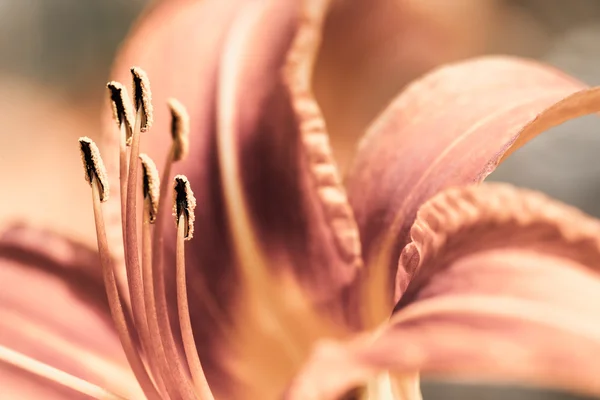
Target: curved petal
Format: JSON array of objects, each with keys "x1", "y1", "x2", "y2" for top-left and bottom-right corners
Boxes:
[
  {"x1": 286, "y1": 184, "x2": 600, "y2": 399},
  {"x1": 345, "y1": 56, "x2": 600, "y2": 302},
  {"x1": 105, "y1": 0, "x2": 361, "y2": 397},
  {"x1": 0, "y1": 223, "x2": 141, "y2": 398},
  {"x1": 315, "y1": 0, "x2": 498, "y2": 169}
]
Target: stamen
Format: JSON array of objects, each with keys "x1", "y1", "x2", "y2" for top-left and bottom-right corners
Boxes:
[
  {"x1": 106, "y1": 82, "x2": 132, "y2": 261},
  {"x1": 167, "y1": 98, "x2": 190, "y2": 162},
  {"x1": 124, "y1": 68, "x2": 160, "y2": 398},
  {"x1": 131, "y1": 67, "x2": 153, "y2": 132},
  {"x1": 79, "y1": 138, "x2": 160, "y2": 399},
  {"x1": 139, "y1": 154, "x2": 160, "y2": 223},
  {"x1": 107, "y1": 81, "x2": 135, "y2": 144},
  {"x1": 150, "y1": 119, "x2": 198, "y2": 400},
  {"x1": 118, "y1": 122, "x2": 130, "y2": 274},
  {"x1": 139, "y1": 153, "x2": 168, "y2": 397},
  {"x1": 174, "y1": 176, "x2": 213, "y2": 399},
  {"x1": 0, "y1": 344, "x2": 126, "y2": 400},
  {"x1": 78, "y1": 137, "x2": 109, "y2": 202}
]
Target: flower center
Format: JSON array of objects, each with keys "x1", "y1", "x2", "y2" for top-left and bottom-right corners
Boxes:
[{"x1": 79, "y1": 68, "x2": 213, "y2": 400}]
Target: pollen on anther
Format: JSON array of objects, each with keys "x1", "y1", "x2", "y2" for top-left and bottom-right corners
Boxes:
[
  {"x1": 167, "y1": 98, "x2": 190, "y2": 161},
  {"x1": 130, "y1": 66, "x2": 154, "y2": 131},
  {"x1": 139, "y1": 153, "x2": 160, "y2": 223},
  {"x1": 107, "y1": 81, "x2": 135, "y2": 143},
  {"x1": 78, "y1": 137, "x2": 109, "y2": 202},
  {"x1": 173, "y1": 175, "x2": 196, "y2": 240}
]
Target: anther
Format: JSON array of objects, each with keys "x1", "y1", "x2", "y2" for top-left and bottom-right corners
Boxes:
[
  {"x1": 139, "y1": 154, "x2": 160, "y2": 223},
  {"x1": 78, "y1": 137, "x2": 109, "y2": 202},
  {"x1": 173, "y1": 175, "x2": 196, "y2": 240},
  {"x1": 167, "y1": 98, "x2": 190, "y2": 161},
  {"x1": 131, "y1": 67, "x2": 153, "y2": 131},
  {"x1": 107, "y1": 81, "x2": 135, "y2": 144}
]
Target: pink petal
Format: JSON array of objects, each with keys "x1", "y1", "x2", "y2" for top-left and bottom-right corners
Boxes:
[
  {"x1": 315, "y1": 0, "x2": 498, "y2": 168},
  {"x1": 286, "y1": 184, "x2": 600, "y2": 399},
  {"x1": 104, "y1": 0, "x2": 361, "y2": 396},
  {"x1": 0, "y1": 224, "x2": 141, "y2": 398},
  {"x1": 346, "y1": 56, "x2": 600, "y2": 302}
]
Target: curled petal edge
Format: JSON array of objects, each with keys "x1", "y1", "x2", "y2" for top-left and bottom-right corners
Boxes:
[{"x1": 287, "y1": 184, "x2": 600, "y2": 400}]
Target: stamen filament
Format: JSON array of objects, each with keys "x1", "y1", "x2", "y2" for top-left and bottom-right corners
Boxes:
[
  {"x1": 91, "y1": 176, "x2": 160, "y2": 400},
  {"x1": 138, "y1": 152, "x2": 171, "y2": 397},
  {"x1": 123, "y1": 104, "x2": 154, "y2": 388},
  {"x1": 142, "y1": 197, "x2": 168, "y2": 398},
  {"x1": 0, "y1": 344, "x2": 126, "y2": 400},
  {"x1": 119, "y1": 123, "x2": 129, "y2": 252},
  {"x1": 151, "y1": 146, "x2": 198, "y2": 399},
  {"x1": 0, "y1": 309, "x2": 137, "y2": 397},
  {"x1": 175, "y1": 183, "x2": 213, "y2": 399}
]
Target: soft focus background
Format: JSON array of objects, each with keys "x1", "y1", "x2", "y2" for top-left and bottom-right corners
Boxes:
[
  {"x1": 0, "y1": 0, "x2": 143, "y2": 242},
  {"x1": 1, "y1": 0, "x2": 599, "y2": 399}
]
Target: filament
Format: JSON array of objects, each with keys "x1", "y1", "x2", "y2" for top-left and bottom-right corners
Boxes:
[
  {"x1": 0, "y1": 344, "x2": 127, "y2": 400},
  {"x1": 176, "y1": 213, "x2": 213, "y2": 399},
  {"x1": 91, "y1": 176, "x2": 160, "y2": 400}
]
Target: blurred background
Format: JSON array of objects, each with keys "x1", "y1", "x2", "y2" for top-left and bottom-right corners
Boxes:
[{"x1": 1, "y1": 0, "x2": 599, "y2": 399}]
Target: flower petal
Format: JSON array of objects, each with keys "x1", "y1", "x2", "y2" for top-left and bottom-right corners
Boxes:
[
  {"x1": 0, "y1": 223, "x2": 141, "y2": 398},
  {"x1": 105, "y1": 0, "x2": 361, "y2": 397},
  {"x1": 286, "y1": 184, "x2": 600, "y2": 399},
  {"x1": 315, "y1": 0, "x2": 499, "y2": 168},
  {"x1": 345, "y1": 56, "x2": 600, "y2": 302}
]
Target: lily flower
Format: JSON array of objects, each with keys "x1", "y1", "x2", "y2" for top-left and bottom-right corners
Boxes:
[{"x1": 3, "y1": 0, "x2": 600, "y2": 400}]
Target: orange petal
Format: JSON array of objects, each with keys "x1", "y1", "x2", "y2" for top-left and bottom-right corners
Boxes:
[
  {"x1": 104, "y1": 0, "x2": 361, "y2": 397},
  {"x1": 0, "y1": 224, "x2": 141, "y2": 398},
  {"x1": 286, "y1": 184, "x2": 600, "y2": 399},
  {"x1": 346, "y1": 56, "x2": 600, "y2": 302}
]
